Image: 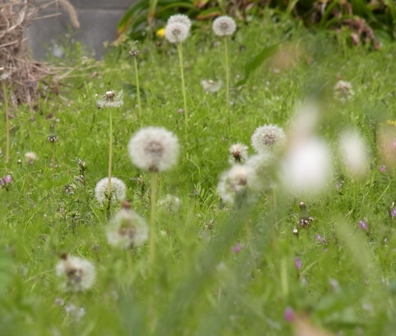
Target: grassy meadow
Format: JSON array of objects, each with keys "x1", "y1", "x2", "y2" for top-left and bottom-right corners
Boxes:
[{"x1": 1, "y1": 12, "x2": 396, "y2": 335}]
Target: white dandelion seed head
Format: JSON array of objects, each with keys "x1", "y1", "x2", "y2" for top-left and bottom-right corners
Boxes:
[
  {"x1": 201, "y1": 79, "x2": 222, "y2": 93},
  {"x1": 128, "y1": 126, "x2": 180, "y2": 172},
  {"x1": 334, "y1": 80, "x2": 354, "y2": 102},
  {"x1": 289, "y1": 100, "x2": 320, "y2": 144},
  {"x1": 280, "y1": 137, "x2": 332, "y2": 195},
  {"x1": 217, "y1": 164, "x2": 251, "y2": 204},
  {"x1": 212, "y1": 16, "x2": 236, "y2": 37},
  {"x1": 56, "y1": 255, "x2": 96, "y2": 291},
  {"x1": 25, "y1": 152, "x2": 37, "y2": 164},
  {"x1": 165, "y1": 22, "x2": 189, "y2": 44},
  {"x1": 245, "y1": 152, "x2": 275, "y2": 191},
  {"x1": 94, "y1": 177, "x2": 126, "y2": 204},
  {"x1": 251, "y1": 124, "x2": 287, "y2": 153},
  {"x1": 228, "y1": 143, "x2": 248, "y2": 164},
  {"x1": 168, "y1": 14, "x2": 192, "y2": 31},
  {"x1": 106, "y1": 207, "x2": 149, "y2": 249},
  {"x1": 339, "y1": 129, "x2": 369, "y2": 178},
  {"x1": 96, "y1": 90, "x2": 124, "y2": 108},
  {"x1": 158, "y1": 194, "x2": 182, "y2": 212}
]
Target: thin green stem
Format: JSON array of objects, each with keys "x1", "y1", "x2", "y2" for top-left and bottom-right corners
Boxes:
[
  {"x1": 149, "y1": 172, "x2": 158, "y2": 269},
  {"x1": 224, "y1": 36, "x2": 230, "y2": 128},
  {"x1": 107, "y1": 109, "x2": 113, "y2": 198},
  {"x1": 2, "y1": 81, "x2": 9, "y2": 164},
  {"x1": 177, "y1": 43, "x2": 188, "y2": 132},
  {"x1": 133, "y1": 56, "x2": 142, "y2": 122}
]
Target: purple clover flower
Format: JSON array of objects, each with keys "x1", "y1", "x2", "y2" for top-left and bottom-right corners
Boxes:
[
  {"x1": 380, "y1": 165, "x2": 387, "y2": 172},
  {"x1": 231, "y1": 242, "x2": 242, "y2": 253},
  {"x1": 359, "y1": 220, "x2": 368, "y2": 231},
  {"x1": 0, "y1": 178, "x2": 4, "y2": 186},
  {"x1": 284, "y1": 307, "x2": 295, "y2": 322},
  {"x1": 4, "y1": 175, "x2": 11, "y2": 183},
  {"x1": 178, "y1": 108, "x2": 184, "y2": 114},
  {"x1": 295, "y1": 257, "x2": 302, "y2": 269}
]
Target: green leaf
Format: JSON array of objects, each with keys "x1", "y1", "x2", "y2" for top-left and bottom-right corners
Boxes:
[
  {"x1": 235, "y1": 43, "x2": 280, "y2": 87},
  {"x1": 196, "y1": 7, "x2": 222, "y2": 20}
]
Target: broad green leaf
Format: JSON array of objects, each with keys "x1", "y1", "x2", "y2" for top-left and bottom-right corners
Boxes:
[{"x1": 235, "y1": 43, "x2": 280, "y2": 87}]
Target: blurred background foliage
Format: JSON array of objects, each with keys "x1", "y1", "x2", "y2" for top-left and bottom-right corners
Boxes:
[{"x1": 117, "y1": 0, "x2": 396, "y2": 49}]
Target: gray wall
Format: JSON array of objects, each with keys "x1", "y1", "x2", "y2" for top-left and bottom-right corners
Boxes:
[{"x1": 27, "y1": 0, "x2": 134, "y2": 60}]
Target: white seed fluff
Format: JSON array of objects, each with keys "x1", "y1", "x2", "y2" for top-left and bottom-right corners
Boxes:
[
  {"x1": 106, "y1": 208, "x2": 149, "y2": 249},
  {"x1": 168, "y1": 14, "x2": 192, "y2": 31},
  {"x1": 339, "y1": 129, "x2": 369, "y2": 178},
  {"x1": 229, "y1": 143, "x2": 248, "y2": 164},
  {"x1": 334, "y1": 80, "x2": 354, "y2": 102},
  {"x1": 251, "y1": 124, "x2": 287, "y2": 153},
  {"x1": 217, "y1": 164, "x2": 250, "y2": 204},
  {"x1": 165, "y1": 22, "x2": 189, "y2": 44},
  {"x1": 25, "y1": 152, "x2": 37, "y2": 164},
  {"x1": 56, "y1": 255, "x2": 96, "y2": 291},
  {"x1": 128, "y1": 126, "x2": 180, "y2": 172},
  {"x1": 94, "y1": 177, "x2": 126, "y2": 204},
  {"x1": 212, "y1": 16, "x2": 236, "y2": 37},
  {"x1": 96, "y1": 90, "x2": 124, "y2": 108},
  {"x1": 201, "y1": 79, "x2": 222, "y2": 93},
  {"x1": 281, "y1": 137, "x2": 332, "y2": 195}
]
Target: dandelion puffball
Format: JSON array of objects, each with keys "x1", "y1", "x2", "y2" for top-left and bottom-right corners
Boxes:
[
  {"x1": 212, "y1": 16, "x2": 236, "y2": 37},
  {"x1": 128, "y1": 126, "x2": 180, "y2": 172},
  {"x1": 168, "y1": 14, "x2": 192, "y2": 31},
  {"x1": 107, "y1": 202, "x2": 149, "y2": 249},
  {"x1": 229, "y1": 143, "x2": 248, "y2": 164},
  {"x1": 251, "y1": 124, "x2": 287, "y2": 153},
  {"x1": 217, "y1": 164, "x2": 249, "y2": 204},
  {"x1": 94, "y1": 177, "x2": 126, "y2": 204},
  {"x1": 56, "y1": 254, "x2": 96, "y2": 291},
  {"x1": 165, "y1": 22, "x2": 189, "y2": 44},
  {"x1": 281, "y1": 137, "x2": 332, "y2": 195},
  {"x1": 339, "y1": 129, "x2": 369, "y2": 178},
  {"x1": 25, "y1": 152, "x2": 37, "y2": 164}
]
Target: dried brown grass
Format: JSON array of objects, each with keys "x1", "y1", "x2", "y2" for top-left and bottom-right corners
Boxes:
[{"x1": 0, "y1": 0, "x2": 79, "y2": 106}]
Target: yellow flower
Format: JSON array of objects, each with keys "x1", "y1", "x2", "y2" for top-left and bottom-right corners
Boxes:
[
  {"x1": 156, "y1": 28, "x2": 165, "y2": 38},
  {"x1": 386, "y1": 120, "x2": 396, "y2": 127}
]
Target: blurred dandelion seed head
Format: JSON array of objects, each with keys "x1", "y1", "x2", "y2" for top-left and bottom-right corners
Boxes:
[
  {"x1": 168, "y1": 14, "x2": 192, "y2": 31},
  {"x1": 56, "y1": 255, "x2": 96, "y2": 291},
  {"x1": 165, "y1": 22, "x2": 189, "y2": 44},
  {"x1": 201, "y1": 79, "x2": 222, "y2": 93},
  {"x1": 251, "y1": 124, "x2": 286, "y2": 153},
  {"x1": 94, "y1": 177, "x2": 126, "y2": 204},
  {"x1": 212, "y1": 16, "x2": 236, "y2": 37},
  {"x1": 107, "y1": 206, "x2": 149, "y2": 249},
  {"x1": 229, "y1": 143, "x2": 248, "y2": 164},
  {"x1": 128, "y1": 126, "x2": 180, "y2": 172}
]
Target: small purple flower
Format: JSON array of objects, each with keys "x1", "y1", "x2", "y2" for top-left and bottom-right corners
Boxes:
[
  {"x1": 295, "y1": 257, "x2": 302, "y2": 269},
  {"x1": 359, "y1": 220, "x2": 368, "y2": 231},
  {"x1": 4, "y1": 175, "x2": 11, "y2": 183},
  {"x1": 231, "y1": 242, "x2": 242, "y2": 253},
  {"x1": 178, "y1": 108, "x2": 184, "y2": 114},
  {"x1": 315, "y1": 234, "x2": 327, "y2": 245},
  {"x1": 0, "y1": 178, "x2": 4, "y2": 186},
  {"x1": 390, "y1": 208, "x2": 396, "y2": 218},
  {"x1": 380, "y1": 165, "x2": 387, "y2": 172},
  {"x1": 284, "y1": 307, "x2": 295, "y2": 322}
]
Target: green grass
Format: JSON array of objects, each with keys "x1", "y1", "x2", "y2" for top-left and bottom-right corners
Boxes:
[{"x1": 1, "y1": 13, "x2": 396, "y2": 335}]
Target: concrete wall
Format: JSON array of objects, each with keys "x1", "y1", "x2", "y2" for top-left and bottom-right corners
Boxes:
[{"x1": 27, "y1": 0, "x2": 134, "y2": 60}]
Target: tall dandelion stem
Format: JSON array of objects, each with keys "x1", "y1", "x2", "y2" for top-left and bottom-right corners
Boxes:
[
  {"x1": 224, "y1": 36, "x2": 230, "y2": 127},
  {"x1": 149, "y1": 172, "x2": 158, "y2": 268},
  {"x1": 177, "y1": 42, "x2": 188, "y2": 131},
  {"x1": 133, "y1": 56, "x2": 142, "y2": 122},
  {"x1": 2, "y1": 81, "x2": 9, "y2": 164},
  {"x1": 107, "y1": 109, "x2": 113, "y2": 198}
]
